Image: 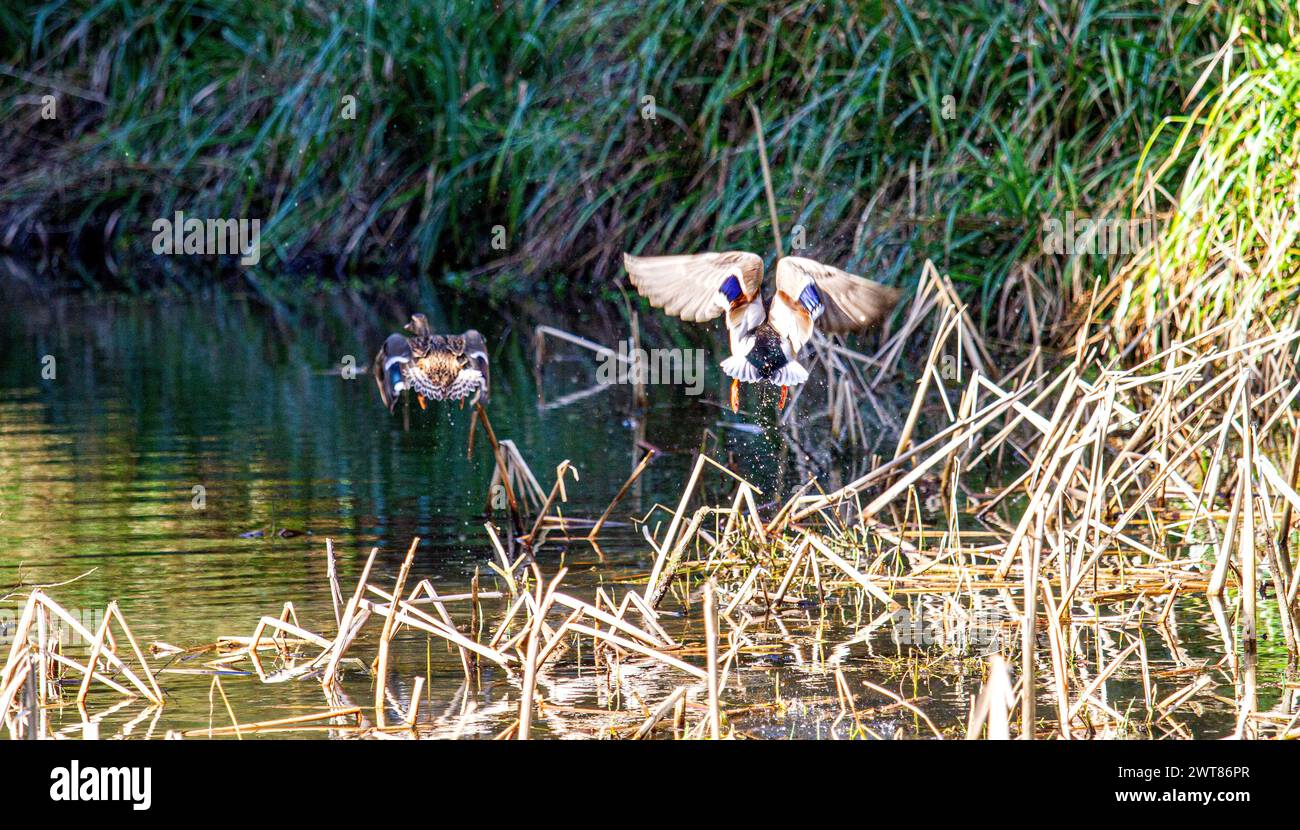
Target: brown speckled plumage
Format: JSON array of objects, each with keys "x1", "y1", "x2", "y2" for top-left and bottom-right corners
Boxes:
[
  {"x1": 406, "y1": 335, "x2": 486, "y2": 401},
  {"x1": 372, "y1": 315, "x2": 490, "y2": 412}
]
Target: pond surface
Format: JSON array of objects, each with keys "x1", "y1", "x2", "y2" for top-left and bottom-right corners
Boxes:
[{"x1": 0, "y1": 279, "x2": 1289, "y2": 739}]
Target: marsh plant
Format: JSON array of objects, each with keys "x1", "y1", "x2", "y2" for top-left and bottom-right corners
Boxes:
[{"x1": 0, "y1": 607, "x2": 105, "y2": 647}]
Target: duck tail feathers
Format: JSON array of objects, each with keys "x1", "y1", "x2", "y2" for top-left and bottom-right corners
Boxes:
[
  {"x1": 720, "y1": 354, "x2": 761, "y2": 382},
  {"x1": 770, "y1": 360, "x2": 809, "y2": 387}
]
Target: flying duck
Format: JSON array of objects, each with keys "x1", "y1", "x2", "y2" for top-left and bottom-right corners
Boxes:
[
  {"x1": 372, "y1": 314, "x2": 491, "y2": 412},
  {"x1": 623, "y1": 252, "x2": 899, "y2": 411}
]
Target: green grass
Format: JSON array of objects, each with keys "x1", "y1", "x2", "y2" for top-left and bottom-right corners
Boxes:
[
  {"x1": 0, "y1": 0, "x2": 1291, "y2": 342},
  {"x1": 1106, "y1": 15, "x2": 1300, "y2": 351}
]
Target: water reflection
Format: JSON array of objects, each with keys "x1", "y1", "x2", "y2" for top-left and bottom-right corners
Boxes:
[{"x1": 0, "y1": 280, "x2": 1291, "y2": 739}]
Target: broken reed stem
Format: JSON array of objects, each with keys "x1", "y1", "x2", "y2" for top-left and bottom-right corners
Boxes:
[
  {"x1": 967, "y1": 655, "x2": 1013, "y2": 740},
  {"x1": 589, "y1": 447, "x2": 657, "y2": 540},
  {"x1": 649, "y1": 454, "x2": 707, "y2": 585},
  {"x1": 1242, "y1": 416, "x2": 1258, "y2": 655},
  {"x1": 1020, "y1": 513, "x2": 1042, "y2": 739},
  {"x1": 186, "y1": 707, "x2": 361, "y2": 737},
  {"x1": 1039, "y1": 581, "x2": 1071, "y2": 739},
  {"x1": 704, "y1": 578, "x2": 722, "y2": 739},
  {"x1": 533, "y1": 325, "x2": 629, "y2": 363},
  {"x1": 74, "y1": 601, "x2": 163, "y2": 706},
  {"x1": 633, "y1": 686, "x2": 688, "y2": 739},
  {"x1": 209, "y1": 675, "x2": 241, "y2": 739},
  {"x1": 473, "y1": 402, "x2": 525, "y2": 540},
  {"x1": 406, "y1": 677, "x2": 425, "y2": 728},
  {"x1": 374, "y1": 537, "x2": 420, "y2": 729},
  {"x1": 0, "y1": 646, "x2": 32, "y2": 726},
  {"x1": 517, "y1": 567, "x2": 566, "y2": 740},
  {"x1": 524, "y1": 461, "x2": 575, "y2": 546},
  {"x1": 325, "y1": 539, "x2": 343, "y2": 630},
  {"x1": 894, "y1": 306, "x2": 959, "y2": 461},
  {"x1": 1276, "y1": 418, "x2": 1300, "y2": 586},
  {"x1": 861, "y1": 680, "x2": 943, "y2": 739},
  {"x1": 322, "y1": 546, "x2": 379, "y2": 685}
]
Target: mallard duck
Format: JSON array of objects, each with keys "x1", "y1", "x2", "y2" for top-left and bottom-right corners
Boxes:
[
  {"x1": 372, "y1": 314, "x2": 490, "y2": 412},
  {"x1": 623, "y1": 252, "x2": 899, "y2": 411}
]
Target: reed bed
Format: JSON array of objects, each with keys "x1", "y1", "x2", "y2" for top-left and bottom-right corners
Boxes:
[{"x1": 5, "y1": 276, "x2": 1298, "y2": 740}]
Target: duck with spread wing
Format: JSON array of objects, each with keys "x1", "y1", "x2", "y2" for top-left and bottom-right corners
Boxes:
[
  {"x1": 372, "y1": 313, "x2": 490, "y2": 412},
  {"x1": 622, "y1": 252, "x2": 899, "y2": 412}
]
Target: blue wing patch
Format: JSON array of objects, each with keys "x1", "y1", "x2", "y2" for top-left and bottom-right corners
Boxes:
[
  {"x1": 797, "y1": 282, "x2": 824, "y2": 316},
  {"x1": 388, "y1": 365, "x2": 405, "y2": 391},
  {"x1": 719, "y1": 275, "x2": 744, "y2": 303}
]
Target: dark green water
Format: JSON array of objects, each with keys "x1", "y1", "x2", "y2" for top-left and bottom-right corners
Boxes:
[
  {"x1": 0, "y1": 280, "x2": 1289, "y2": 739},
  {"x1": 0, "y1": 282, "x2": 887, "y2": 737}
]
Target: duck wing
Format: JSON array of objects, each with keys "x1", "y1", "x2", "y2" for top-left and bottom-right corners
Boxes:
[
  {"x1": 770, "y1": 256, "x2": 899, "y2": 353},
  {"x1": 623, "y1": 251, "x2": 765, "y2": 323},
  {"x1": 459, "y1": 329, "x2": 491, "y2": 404},
  {"x1": 373, "y1": 333, "x2": 413, "y2": 413}
]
